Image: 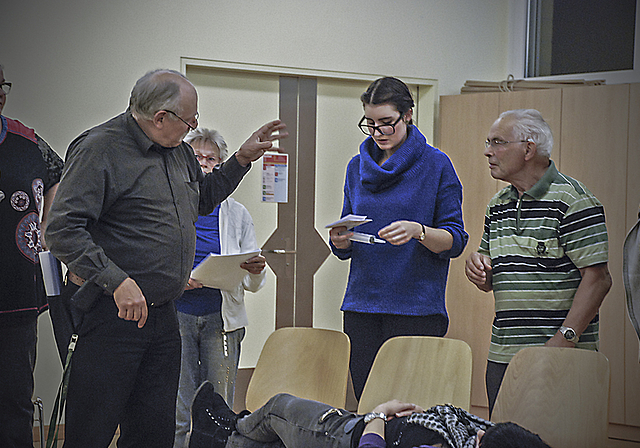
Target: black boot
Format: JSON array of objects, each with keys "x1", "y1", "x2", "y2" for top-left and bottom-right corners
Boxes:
[{"x1": 189, "y1": 381, "x2": 238, "y2": 448}]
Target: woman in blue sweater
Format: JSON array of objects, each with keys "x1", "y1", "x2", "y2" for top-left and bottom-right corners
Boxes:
[{"x1": 330, "y1": 77, "x2": 468, "y2": 398}]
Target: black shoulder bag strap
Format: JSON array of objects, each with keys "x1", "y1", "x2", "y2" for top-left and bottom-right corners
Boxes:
[{"x1": 46, "y1": 333, "x2": 78, "y2": 448}]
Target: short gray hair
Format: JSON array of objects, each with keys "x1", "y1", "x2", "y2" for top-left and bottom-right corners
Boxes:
[
  {"x1": 185, "y1": 128, "x2": 229, "y2": 161},
  {"x1": 129, "y1": 69, "x2": 188, "y2": 120},
  {"x1": 498, "y1": 109, "x2": 554, "y2": 157}
]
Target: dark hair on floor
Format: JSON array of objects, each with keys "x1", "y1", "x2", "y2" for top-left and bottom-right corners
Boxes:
[{"x1": 481, "y1": 422, "x2": 553, "y2": 448}]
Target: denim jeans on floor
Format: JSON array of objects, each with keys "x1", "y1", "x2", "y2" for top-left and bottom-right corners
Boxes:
[
  {"x1": 175, "y1": 311, "x2": 245, "y2": 448},
  {"x1": 227, "y1": 393, "x2": 358, "y2": 448}
]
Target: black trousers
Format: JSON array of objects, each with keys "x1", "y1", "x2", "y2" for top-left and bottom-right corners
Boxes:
[
  {"x1": 485, "y1": 360, "x2": 508, "y2": 418},
  {"x1": 343, "y1": 311, "x2": 448, "y2": 400},
  {"x1": 0, "y1": 316, "x2": 37, "y2": 448},
  {"x1": 48, "y1": 283, "x2": 181, "y2": 448}
]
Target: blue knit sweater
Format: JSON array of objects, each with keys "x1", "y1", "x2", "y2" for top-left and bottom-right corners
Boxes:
[{"x1": 331, "y1": 126, "x2": 467, "y2": 317}]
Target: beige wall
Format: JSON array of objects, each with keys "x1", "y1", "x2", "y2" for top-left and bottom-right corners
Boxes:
[{"x1": 2, "y1": 0, "x2": 512, "y2": 155}]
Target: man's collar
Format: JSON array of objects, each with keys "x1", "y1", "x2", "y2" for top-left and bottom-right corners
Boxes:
[
  {"x1": 526, "y1": 160, "x2": 557, "y2": 199},
  {"x1": 0, "y1": 115, "x2": 6, "y2": 144},
  {"x1": 126, "y1": 109, "x2": 184, "y2": 154},
  {"x1": 499, "y1": 160, "x2": 557, "y2": 201},
  {"x1": 125, "y1": 109, "x2": 162, "y2": 154}
]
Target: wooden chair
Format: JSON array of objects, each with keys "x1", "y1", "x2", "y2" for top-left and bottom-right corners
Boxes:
[
  {"x1": 244, "y1": 327, "x2": 351, "y2": 412},
  {"x1": 357, "y1": 336, "x2": 473, "y2": 414},
  {"x1": 492, "y1": 346, "x2": 610, "y2": 448}
]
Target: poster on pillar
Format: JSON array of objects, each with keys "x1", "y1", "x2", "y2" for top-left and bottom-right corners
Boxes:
[{"x1": 261, "y1": 153, "x2": 288, "y2": 203}]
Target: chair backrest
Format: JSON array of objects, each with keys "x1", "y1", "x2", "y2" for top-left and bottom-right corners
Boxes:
[
  {"x1": 492, "y1": 346, "x2": 610, "y2": 448},
  {"x1": 244, "y1": 327, "x2": 351, "y2": 412},
  {"x1": 357, "y1": 336, "x2": 473, "y2": 414}
]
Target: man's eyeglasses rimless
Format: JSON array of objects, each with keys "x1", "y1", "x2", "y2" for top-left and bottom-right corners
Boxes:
[
  {"x1": 484, "y1": 138, "x2": 530, "y2": 149},
  {"x1": 163, "y1": 109, "x2": 199, "y2": 130},
  {"x1": 1, "y1": 82, "x2": 12, "y2": 95}
]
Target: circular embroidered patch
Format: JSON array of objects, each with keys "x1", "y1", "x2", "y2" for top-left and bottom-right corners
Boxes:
[
  {"x1": 16, "y1": 212, "x2": 42, "y2": 262},
  {"x1": 11, "y1": 190, "x2": 30, "y2": 212}
]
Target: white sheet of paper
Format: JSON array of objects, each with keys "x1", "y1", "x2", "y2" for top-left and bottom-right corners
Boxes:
[
  {"x1": 190, "y1": 250, "x2": 261, "y2": 291},
  {"x1": 39, "y1": 250, "x2": 62, "y2": 296},
  {"x1": 325, "y1": 214, "x2": 372, "y2": 229}
]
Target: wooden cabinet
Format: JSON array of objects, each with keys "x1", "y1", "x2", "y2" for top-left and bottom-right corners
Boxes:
[{"x1": 438, "y1": 84, "x2": 640, "y2": 441}]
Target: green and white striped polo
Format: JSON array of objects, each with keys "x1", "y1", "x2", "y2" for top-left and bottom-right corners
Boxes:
[{"x1": 478, "y1": 161, "x2": 609, "y2": 363}]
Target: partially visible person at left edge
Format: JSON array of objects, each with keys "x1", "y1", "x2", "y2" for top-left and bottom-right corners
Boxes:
[
  {"x1": 0, "y1": 63, "x2": 63, "y2": 448},
  {"x1": 45, "y1": 69, "x2": 286, "y2": 448}
]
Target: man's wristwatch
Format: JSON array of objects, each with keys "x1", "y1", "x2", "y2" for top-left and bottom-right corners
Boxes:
[
  {"x1": 363, "y1": 412, "x2": 387, "y2": 424},
  {"x1": 559, "y1": 325, "x2": 579, "y2": 343}
]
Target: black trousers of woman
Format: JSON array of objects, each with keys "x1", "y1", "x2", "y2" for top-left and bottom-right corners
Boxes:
[{"x1": 343, "y1": 311, "x2": 448, "y2": 400}]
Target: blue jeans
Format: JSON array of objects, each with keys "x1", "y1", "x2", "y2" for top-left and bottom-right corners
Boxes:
[
  {"x1": 227, "y1": 394, "x2": 358, "y2": 448},
  {"x1": 175, "y1": 311, "x2": 245, "y2": 448}
]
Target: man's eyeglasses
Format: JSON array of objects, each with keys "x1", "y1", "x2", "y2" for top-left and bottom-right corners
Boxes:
[
  {"x1": 484, "y1": 138, "x2": 530, "y2": 149},
  {"x1": 358, "y1": 114, "x2": 404, "y2": 136},
  {"x1": 163, "y1": 109, "x2": 198, "y2": 130},
  {"x1": 1, "y1": 82, "x2": 12, "y2": 95}
]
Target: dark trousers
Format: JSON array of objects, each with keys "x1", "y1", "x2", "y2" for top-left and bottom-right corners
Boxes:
[
  {"x1": 0, "y1": 317, "x2": 37, "y2": 448},
  {"x1": 343, "y1": 311, "x2": 448, "y2": 400},
  {"x1": 48, "y1": 283, "x2": 182, "y2": 448},
  {"x1": 485, "y1": 360, "x2": 508, "y2": 418}
]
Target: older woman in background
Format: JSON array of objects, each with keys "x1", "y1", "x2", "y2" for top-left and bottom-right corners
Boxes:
[{"x1": 175, "y1": 128, "x2": 267, "y2": 448}]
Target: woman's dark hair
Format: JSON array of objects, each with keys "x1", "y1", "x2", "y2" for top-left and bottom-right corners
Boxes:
[
  {"x1": 480, "y1": 422, "x2": 552, "y2": 448},
  {"x1": 360, "y1": 77, "x2": 414, "y2": 125}
]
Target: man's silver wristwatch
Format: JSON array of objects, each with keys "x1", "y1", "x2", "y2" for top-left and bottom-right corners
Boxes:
[
  {"x1": 363, "y1": 412, "x2": 387, "y2": 424},
  {"x1": 559, "y1": 325, "x2": 579, "y2": 343}
]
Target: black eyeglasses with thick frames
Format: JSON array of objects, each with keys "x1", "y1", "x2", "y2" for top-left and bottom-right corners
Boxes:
[
  {"x1": 1, "y1": 82, "x2": 12, "y2": 95},
  {"x1": 163, "y1": 109, "x2": 199, "y2": 130},
  {"x1": 358, "y1": 114, "x2": 404, "y2": 136}
]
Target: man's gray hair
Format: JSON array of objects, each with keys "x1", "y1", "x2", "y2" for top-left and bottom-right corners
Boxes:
[
  {"x1": 185, "y1": 128, "x2": 229, "y2": 161},
  {"x1": 129, "y1": 69, "x2": 189, "y2": 120},
  {"x1": 499, "y1": 109, "x2": 554, "y2": 157}
]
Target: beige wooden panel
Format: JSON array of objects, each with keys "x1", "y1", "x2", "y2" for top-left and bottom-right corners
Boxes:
[
  {"x1": 439, "y1": 92, "x2": 501, "y2": 408},
  {"x1": 314, "y1": 78, "x2": 373, "y2": 331},
  {"x1": 560, "y1": 84, "x2": 630, "y2": 425},
  {"x1": 186, "y1": 66, "x2": 280, "y2": 368},
  {"x1": 625, "y1": 83, "x2": 640, "y2": 427}
]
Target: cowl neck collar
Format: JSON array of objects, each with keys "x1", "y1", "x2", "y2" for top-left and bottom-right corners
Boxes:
[{"x1": 360, "y1": 125, "x2": 425, "y2": 192}]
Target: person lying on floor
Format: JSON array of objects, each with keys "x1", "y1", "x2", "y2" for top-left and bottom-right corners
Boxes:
[{"x1": 188, "y1": 381, "x2": 552, "y2": 448}]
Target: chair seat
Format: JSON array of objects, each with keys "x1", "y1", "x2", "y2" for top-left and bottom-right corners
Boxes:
[
  {"x1": 245, "y1": 327, "x2": 351, "y2": 412},
  {"x1": 492, "y1": 346, "x2": 610, "y2": 448},
  {"x1": 357, "y1": 336, "x2": 473, "y2": 414}
]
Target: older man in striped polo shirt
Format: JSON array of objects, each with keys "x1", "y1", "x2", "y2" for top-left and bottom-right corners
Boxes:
[{"x1": 465, "y1": 109, "x2": 612, "y2": 416}]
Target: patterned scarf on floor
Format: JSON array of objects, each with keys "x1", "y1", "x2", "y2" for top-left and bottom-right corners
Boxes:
[{"x1": 406, "y1": 404, "x2": 493, "y2": 448}]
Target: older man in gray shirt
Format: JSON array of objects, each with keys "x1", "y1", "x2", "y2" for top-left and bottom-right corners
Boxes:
[{"x1": 45, "y1": 69, "x2": 286, "y2": 448}]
